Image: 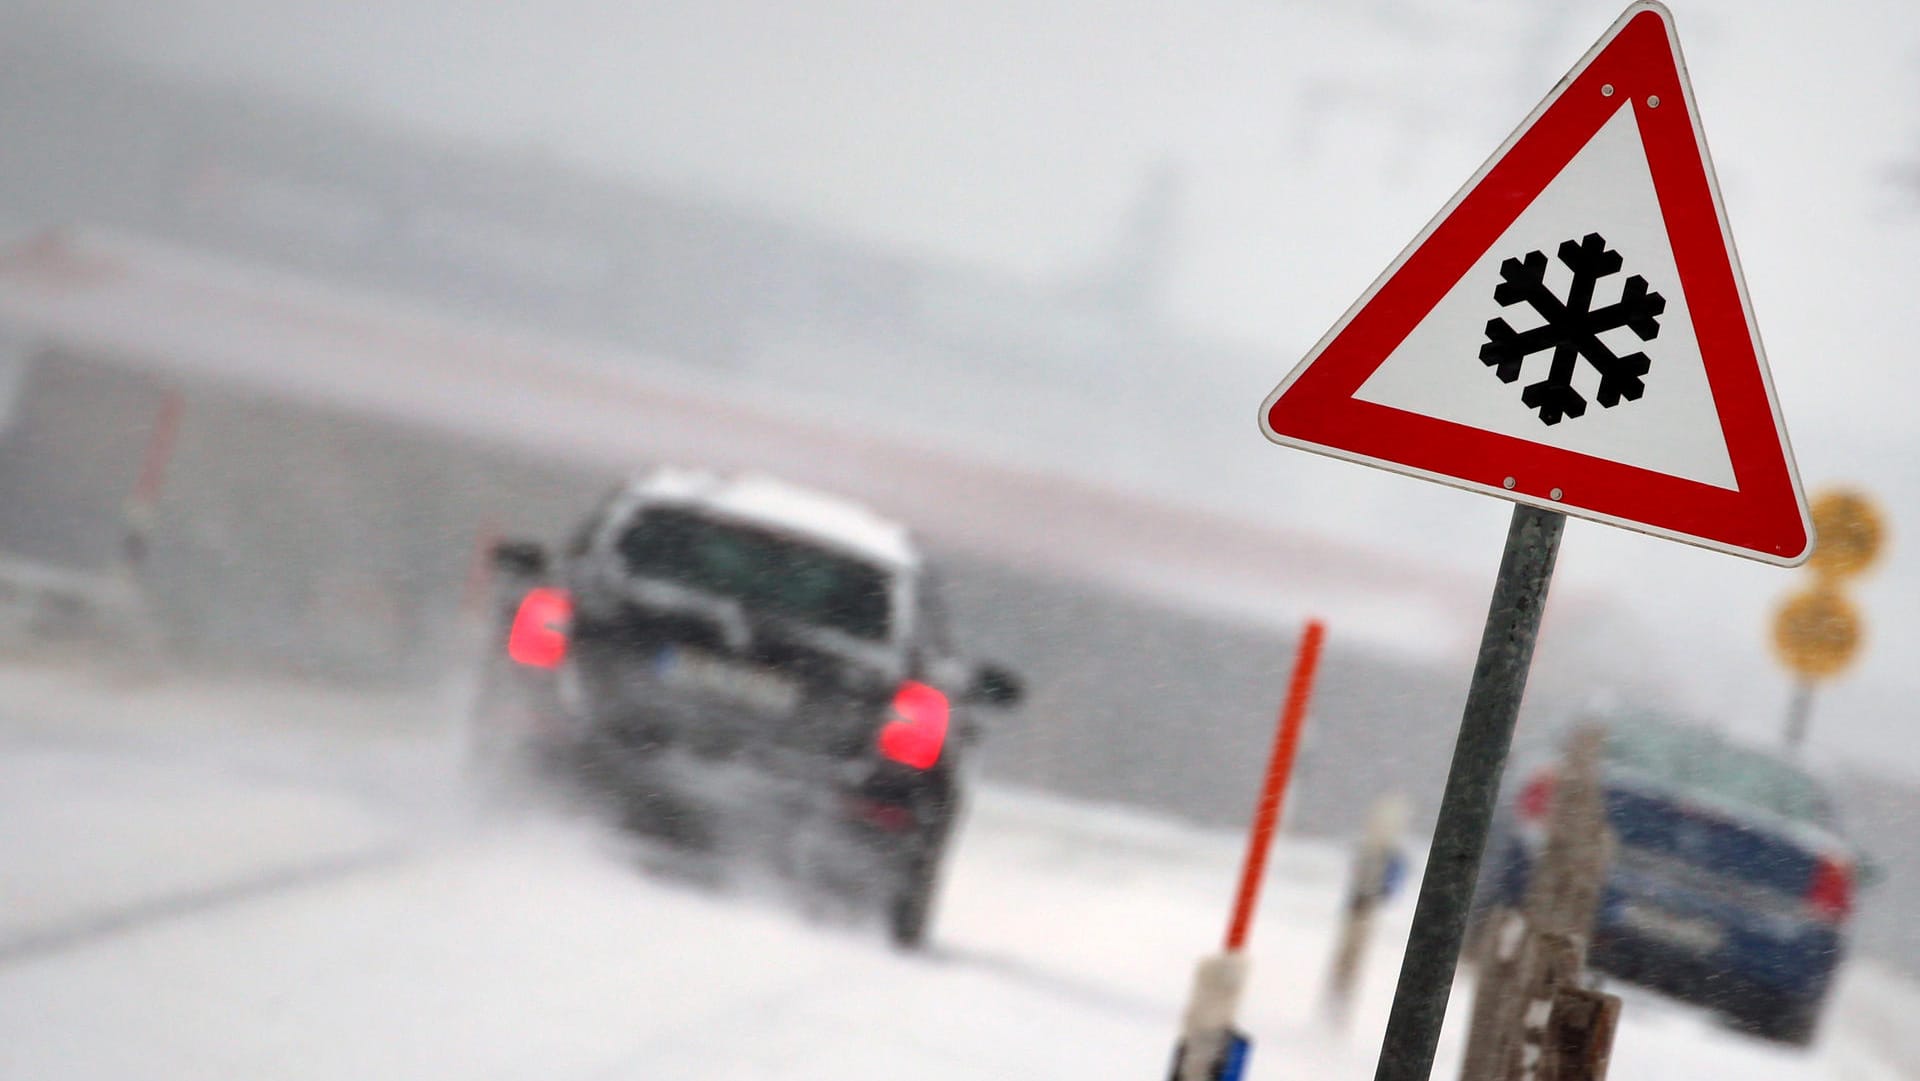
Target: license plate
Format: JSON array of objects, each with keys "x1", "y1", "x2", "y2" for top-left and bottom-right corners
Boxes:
[
  {"x1": 657, "y1": 648, "x2": 801, "y2": 714},
  {"x1": 1617, "y1": 903, "x2": 1724, "y2": 953}
]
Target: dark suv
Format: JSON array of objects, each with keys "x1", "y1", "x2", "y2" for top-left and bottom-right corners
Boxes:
[{"x1": 471, "y1": 470, "x2": 1021, "y2": 947}]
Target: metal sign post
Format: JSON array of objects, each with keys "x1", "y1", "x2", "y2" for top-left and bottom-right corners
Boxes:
[
  {"x1": 1782, "y1": 680, "x2": 1816, "y2": 751},
  {"x1": 1372, "y1": 504, "x2": 1563, "y2": 1081}
]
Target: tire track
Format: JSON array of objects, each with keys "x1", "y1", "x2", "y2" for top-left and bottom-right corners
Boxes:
[{"x1": 0, "y1": 844, "x2": 415, "y2": 967}]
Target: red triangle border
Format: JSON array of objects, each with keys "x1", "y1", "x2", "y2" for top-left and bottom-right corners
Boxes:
[{"x1": 1261, "y1": 4, "x2": 1810, "y2": 565}]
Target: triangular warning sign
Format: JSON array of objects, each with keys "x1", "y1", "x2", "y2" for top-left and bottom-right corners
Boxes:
[{"x1": 1259, "y1": 1, "x2": 1810, "y2": 565}]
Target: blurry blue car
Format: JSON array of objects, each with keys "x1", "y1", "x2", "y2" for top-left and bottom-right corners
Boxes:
[{"x1": 1484, "y1": 712, "x2": 1864, "y2": 1045}]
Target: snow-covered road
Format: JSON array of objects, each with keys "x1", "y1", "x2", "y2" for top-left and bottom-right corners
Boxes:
[{"x1": 0, "y1": 659, "x2": 1912, "y2": 1080}]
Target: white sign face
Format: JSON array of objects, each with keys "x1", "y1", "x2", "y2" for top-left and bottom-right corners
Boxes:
[
  {"x1": 1352, "y1": 106, "x2": 1736, "y2": 491},
  {"x1": 1258, "y1": 1, "x2": 1810, "y2": 565}
]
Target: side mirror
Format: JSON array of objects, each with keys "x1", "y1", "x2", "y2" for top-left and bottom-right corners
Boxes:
[
  {"x1": 967, "y1": 662, "x2": 1023, "y2": 708},
  {"x1": 491, "y1": 539, "x2": 550, "y2": 580}
]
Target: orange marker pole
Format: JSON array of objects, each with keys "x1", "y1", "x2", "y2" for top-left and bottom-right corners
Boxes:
[
  {"x1": 1170, "y1": 619, "x2": 1326, "y2": 1081},
  {"x1": 121, "y1": 390, "x2": 184, "y2": 575},
  {"x1": 1225, "y1": 618, "x2": 1326, "y2": 951},
  {"x1": 129, "y1": 391, "x2": 185, "y2": 511}
]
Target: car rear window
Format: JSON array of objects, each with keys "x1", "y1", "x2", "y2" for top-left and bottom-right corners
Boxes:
[
  {"x1": 1603, "y1": 719, "x2": 1834, "y2": 827},
  {"x1": 615, "y1": 507, "x2": 893, "y2": 640}
]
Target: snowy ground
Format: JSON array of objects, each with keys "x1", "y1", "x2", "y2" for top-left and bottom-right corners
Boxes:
[{"x1": 0, "y1": 656, "x2": 1913, "y2": 1080}]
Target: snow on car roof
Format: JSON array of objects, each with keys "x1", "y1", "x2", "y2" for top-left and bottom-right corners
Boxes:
[{"x1": 629, "y1": 469, "x2": 918, "y2": 568}]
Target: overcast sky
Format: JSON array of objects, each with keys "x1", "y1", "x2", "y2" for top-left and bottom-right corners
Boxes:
[{"x1": 23, "y1": 0, "x2": 1920, "y2": 774}]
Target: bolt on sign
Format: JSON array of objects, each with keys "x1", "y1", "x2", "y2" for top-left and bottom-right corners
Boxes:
[{"x1": 1260, "y1": 1, "x2": 1810, "y2": 565}]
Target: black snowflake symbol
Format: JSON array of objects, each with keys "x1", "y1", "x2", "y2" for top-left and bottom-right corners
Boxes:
[{"x1": 1478, "y1": 232, "x2": 1666, "y2": 425}]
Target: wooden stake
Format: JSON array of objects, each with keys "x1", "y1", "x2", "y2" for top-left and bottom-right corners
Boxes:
[{"x1": 1459, "y1": 725, "x2": 1618, "y2": 1081}]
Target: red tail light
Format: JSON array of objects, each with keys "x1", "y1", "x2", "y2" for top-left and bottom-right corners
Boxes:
[
  {"x1": 1807, "y1": 855, "x2": 1854, "y2": 921},
  {"x1": 877, "y1": 681, "x2": 949, "y2": 770},
  {"x1": 1516, "y1": 769, "x2": 1558, "y2": 822},
  {"x1": 507, "y1": 587, "x2": 572, "y2": 668}
]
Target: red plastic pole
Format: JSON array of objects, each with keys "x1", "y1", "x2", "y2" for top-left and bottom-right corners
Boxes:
[
  {"x1": 120, "y1": 390, "x2": 185, "y2": 575},
  {"x1": 1224, "y1": 619, "x2": 1326, "y2": 952},
  {"x1": 130, "y1": 391, "x2": 185, "y2": 510}
]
